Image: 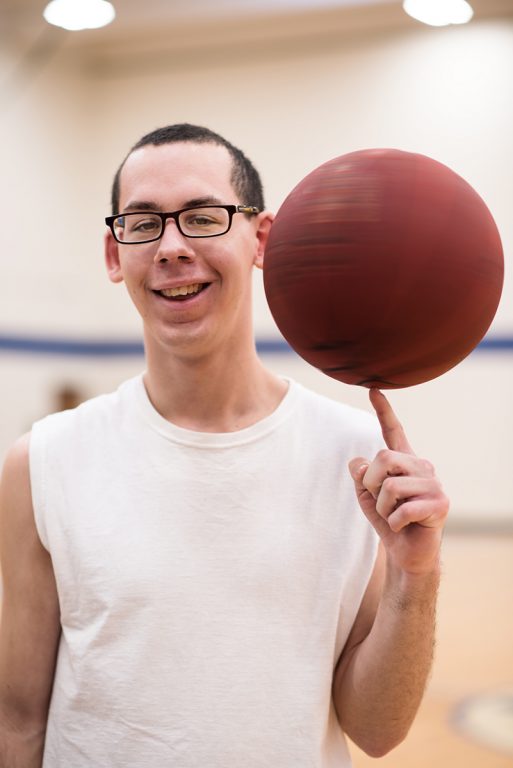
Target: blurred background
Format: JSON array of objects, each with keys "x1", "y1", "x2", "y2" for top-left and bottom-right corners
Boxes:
[{"x1": 1, "y1": 0, "x2": 512, "y2": 765}]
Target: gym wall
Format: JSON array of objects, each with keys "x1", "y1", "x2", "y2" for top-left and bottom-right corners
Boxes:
[{"x1": 1, "y1": 8, "x2": 512, "y2": 525}]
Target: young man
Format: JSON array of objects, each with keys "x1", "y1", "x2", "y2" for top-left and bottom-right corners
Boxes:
[{"x1": 0, "y1": 124, "x2": 448, "y2": 767}]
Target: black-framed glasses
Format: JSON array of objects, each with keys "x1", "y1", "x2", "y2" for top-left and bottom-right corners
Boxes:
[{"x1": 105, "y1": 204, "x2": 259, "y2": 244}]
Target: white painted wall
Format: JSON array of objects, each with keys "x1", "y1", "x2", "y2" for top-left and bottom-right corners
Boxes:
[{"x1": 1, "y1": 15, "x2": 512, "y2": 523}]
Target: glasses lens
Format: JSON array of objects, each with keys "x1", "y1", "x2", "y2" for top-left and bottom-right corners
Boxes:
[
  {"x1": 179, "y1": 207, "x2": 229, "y2": 237},
  {"x1": 113, "y1": 213, "x2": 162, "y2": 243}
]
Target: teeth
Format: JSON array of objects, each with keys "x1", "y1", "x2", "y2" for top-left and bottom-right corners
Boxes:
[{"x1": 160, "y1": 283, "x2": 201, "y2": 298}]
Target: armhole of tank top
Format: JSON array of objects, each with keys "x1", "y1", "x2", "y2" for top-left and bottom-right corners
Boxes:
[
  {"x1": 29, "y1": 423, "x2": 50, "y2": 551},
  {"x1": 333, "y1": 514, "x2": 381, "y2": 668}
]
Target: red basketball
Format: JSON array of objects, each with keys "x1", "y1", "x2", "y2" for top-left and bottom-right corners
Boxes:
[{"x1": 263, "y1": 149, "x2": 504, "y2": 388}]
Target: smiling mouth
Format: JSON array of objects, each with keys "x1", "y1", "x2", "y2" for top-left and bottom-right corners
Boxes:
[{"x1": 154, "y1": 283, "x2": 209, "y2": 301}]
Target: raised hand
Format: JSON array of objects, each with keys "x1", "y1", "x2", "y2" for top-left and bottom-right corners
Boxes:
[{"x1": 349, "y1": 389, "x2": 449, "y2": 576}]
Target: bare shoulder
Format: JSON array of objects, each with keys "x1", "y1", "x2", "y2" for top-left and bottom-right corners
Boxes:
[
  {"x1": 0, "y1": 430, "x2": 58, "y2": 599},
  {"x1": 0, "y1": 432, "x2": 35, "y2": 542},
  {"x1": 1, "y1": 431, "x2": 31, "y2": 471},
  {"x1": 0, "y1": 430, "x2": 58, "y2": 600}
]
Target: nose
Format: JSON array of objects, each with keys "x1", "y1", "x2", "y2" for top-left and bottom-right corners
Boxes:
[{"x1": 153, "y1": 219, "x2": 195, "y2": 264}]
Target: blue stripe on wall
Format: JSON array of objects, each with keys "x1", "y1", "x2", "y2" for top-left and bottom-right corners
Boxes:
[
  {"x1": 0, "y1": 335, "x2": 145, "y2": 357},
  {"x1": 1, "y1": 333, "x2": 513, "y2": 357}
]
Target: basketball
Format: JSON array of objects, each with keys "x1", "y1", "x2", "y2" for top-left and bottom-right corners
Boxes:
[{"x1": 263, "y1": 149, "x2": 504, "y2": 388}]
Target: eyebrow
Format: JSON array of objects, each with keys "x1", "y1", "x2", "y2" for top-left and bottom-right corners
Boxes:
[{"x1": 122, "y1": 195, "x2": 224, "y2": 213}]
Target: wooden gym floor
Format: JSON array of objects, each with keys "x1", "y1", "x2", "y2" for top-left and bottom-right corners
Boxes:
[{"x1": 349, "y1": 532, "x2": 513, "y2": 768}]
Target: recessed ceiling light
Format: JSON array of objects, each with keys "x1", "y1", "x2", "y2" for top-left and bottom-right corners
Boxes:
[
  {"x1": 43, "y1": 0, "x2": 116, "y2": 31},
  {"x1": 403, "y1": 0, "x2": 474, "y2": 27}
]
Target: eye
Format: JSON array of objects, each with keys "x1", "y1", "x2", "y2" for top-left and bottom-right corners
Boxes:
[
  {"x1": 127, "y1": 214, "x2": 161, "y2": 233},
  {"x1": 180, "y1": 207, "x2": 228, "y2": 235},
  {"x1": 184, "y1": 213, "x2": 218, "y2": 227}
]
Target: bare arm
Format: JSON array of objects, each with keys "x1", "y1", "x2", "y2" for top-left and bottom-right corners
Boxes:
[
  {"x1": 0, "y1": 434, "x2": 61, "y2": 768},
  {"x1": 333, "y1": 390, "x2": 448, "y2": 757}
]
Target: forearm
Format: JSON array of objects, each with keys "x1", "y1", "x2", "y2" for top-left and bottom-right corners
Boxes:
[{"x1": 333, "y1": 560, "x2": 440, "y2": 757}]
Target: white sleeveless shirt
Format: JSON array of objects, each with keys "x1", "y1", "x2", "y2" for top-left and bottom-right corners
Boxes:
[{"x1": 30, "y1": 375, "x2": 382, "y2": 767}]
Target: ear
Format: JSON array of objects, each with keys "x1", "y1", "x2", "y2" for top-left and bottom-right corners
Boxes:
[
  {"x1": 253, "y1": 211, "x2": 274, "y2": 271},
  {"x1": 104, "y1": 230, "x2": 124, "y2": 284}
]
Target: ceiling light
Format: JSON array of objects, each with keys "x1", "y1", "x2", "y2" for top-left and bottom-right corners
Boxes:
[
  {"x1": 403, "y1": 0, "x2": 473, "y2": 27},
  {"x1": 43, "y1": 0, "x2": 116, "y2": 31}
]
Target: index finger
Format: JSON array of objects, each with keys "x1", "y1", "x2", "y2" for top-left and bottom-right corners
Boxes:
[{"x1": 369, "y1": 388, "x2": 415, "y2": 455}]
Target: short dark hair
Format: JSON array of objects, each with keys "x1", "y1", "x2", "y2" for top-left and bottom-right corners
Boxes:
[{"x1": 110, "y1": 123, "x2": 265, "y2": 215}]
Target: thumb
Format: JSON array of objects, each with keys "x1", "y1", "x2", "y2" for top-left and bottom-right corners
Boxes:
[
  {"x1": 348, "y1": 457, "x2": 383, "y2": 533},
  {"x1": 348, "y1": 458, "x2": 370, "y2": 486}
]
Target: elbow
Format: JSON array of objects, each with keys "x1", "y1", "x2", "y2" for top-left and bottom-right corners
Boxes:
[
  {"x1": 354, "y1": 727, "x2": 410, "y2": 758},
  {"x1": 360, "y1": 741, "x2": 397, "y2": 759},
  {"x1": 0, "y1": 699, "x2": 49, "y2": 743}
]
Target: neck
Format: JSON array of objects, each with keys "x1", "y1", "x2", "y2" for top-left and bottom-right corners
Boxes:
[{"x1": 143, "y1": 340, "x2": 288, "y2": 433}]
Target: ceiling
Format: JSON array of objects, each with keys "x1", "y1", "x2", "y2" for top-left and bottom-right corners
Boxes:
[
  {"x1": 2, "y1": 0, "x2": 386, "y2": 29},
  {"x1": 1, "y1": 0, "x2": 512, "y2": 53}
]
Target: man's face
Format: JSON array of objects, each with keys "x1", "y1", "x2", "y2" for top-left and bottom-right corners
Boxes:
[{"x1": 105, "y1": 141, "x2": 272, "y2": 360}]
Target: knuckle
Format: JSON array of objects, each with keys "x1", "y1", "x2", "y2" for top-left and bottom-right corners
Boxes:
[
  {"x1": 375, "y1": 448, "x2": 390, "y2": 464},
  {"x1": 420, "y1": 458, "x2": 435, "y2": 475},
  {"x1": 381, "y1": 475, "x2": 399, "y2": 496},
  {"x1": 439, "y1": 492, "x2": 450, "y2": 515},
  {"x1": 431, "y1": 478, "x2": 448, "y2": 500}
]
